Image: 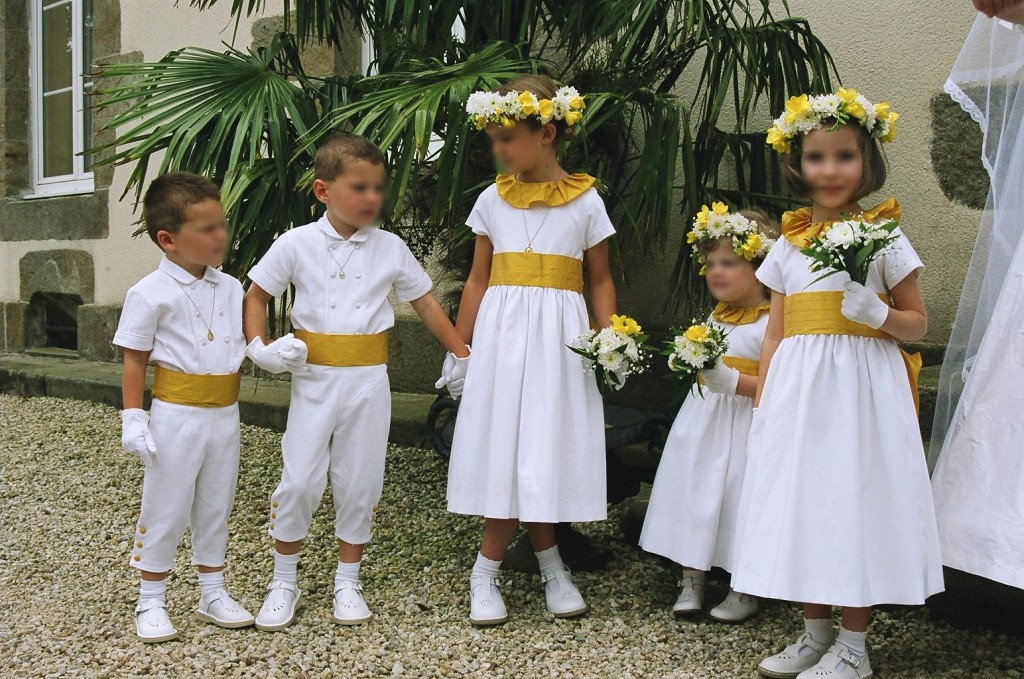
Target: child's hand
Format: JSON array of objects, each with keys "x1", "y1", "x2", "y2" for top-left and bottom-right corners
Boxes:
[
  {"x1": 121, "y1": 408, "x2": 156, "y2": 466},
  {"x1": 246, "y1": 334, "x2": 308, "y2": 374},
  {"x1": 700, "y1": 359, "x2": 740, "y2": 395},
  {"x1": 841, "y1": 281, "x2": 890, "y2": 329},
  {"x1": 434, "y1": 348, "x2": 471, "y2": 398}
]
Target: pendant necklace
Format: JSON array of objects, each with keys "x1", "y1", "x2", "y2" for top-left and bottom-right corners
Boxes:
[
  {"x1": 170, "y1": 275, "x2": 216, "y2": 341},
  {"x1": 325, "y1": 233, "x2": 359, "y2": 279}
]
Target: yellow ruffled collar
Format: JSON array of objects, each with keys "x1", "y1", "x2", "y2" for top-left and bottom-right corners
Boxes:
[
  {"x1": 495, "y1": 173, "x2": 596, "y2": 208},
  {"x1": 712, "y1": 301, "x2": 771, "y2": 326},
  {"x1": 781, "y1": 198, "x2": 902, "y2": 248}
]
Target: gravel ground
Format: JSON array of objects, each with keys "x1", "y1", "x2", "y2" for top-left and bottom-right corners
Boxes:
[{"x1": 1, "y1": 394, "x2": 1023, "y2": 678}]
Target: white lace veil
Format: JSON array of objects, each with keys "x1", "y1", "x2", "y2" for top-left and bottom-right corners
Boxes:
[{"x1": 929, "y1": 15, "x2": 1024, "y2": 469}]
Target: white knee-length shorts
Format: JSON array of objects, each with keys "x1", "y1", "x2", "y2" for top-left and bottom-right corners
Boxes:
[
  {"x1": 129, "y1": 399, "x2": 241, "y2": 572},
  {"x1": 269, "y1": 364, "x2": 391, "y2": 544}
]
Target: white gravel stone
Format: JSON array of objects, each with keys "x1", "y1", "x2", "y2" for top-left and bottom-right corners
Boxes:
[{"x1": 1, "y1": 394, "x2": 1023, "y2": 677}]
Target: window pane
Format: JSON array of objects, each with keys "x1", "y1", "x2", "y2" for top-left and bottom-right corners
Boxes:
[
  {"x1": 43, "y1": 90, "x2": 74, "y2": 177},
  {"x1": 42, "y1": 2, "x2": 73, "y2": 93},
  {"x1": 82, "y1": 0, "x2": 94, "y2": 169}
]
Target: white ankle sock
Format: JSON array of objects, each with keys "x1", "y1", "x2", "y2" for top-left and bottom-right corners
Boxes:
[
  {"x1": 197, "y1": 571, "x2": 225, "y2": 600},
  {"x1": 273, "y1": 551, "x2": 300, "y2": 584},
  {"x1": 535, "y1": 545, "x2": 563, "y2": 573},
  {"x1": 681, "y1": 568, "x2": 705, "y2": 583},
  {"x1": 837, "y1": 626, "x2": 868, "y2": 656},
  {"x1": 335, "y1": 560, "x2": 361, "y2": 587},
  {"x1": 472, "y1": 552, "x2": 501, "y2": 577},
  {"x1": 804, "y1": 616, "x2": 835, "y2": 651},
  {"x1": 139, "y1": 579, "x2": 166, "y2": 604}
]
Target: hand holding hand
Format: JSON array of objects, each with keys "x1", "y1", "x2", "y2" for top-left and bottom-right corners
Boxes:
[
  {"x1": 434, "y1": 347, "x2": 471, "y2": 399},
  {"x1": 246, "y1": 333, "x2": 309, "y2": 374}
]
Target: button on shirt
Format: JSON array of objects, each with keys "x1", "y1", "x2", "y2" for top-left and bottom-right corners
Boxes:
[
  {"x1": 113, "y1": 257, "x2": 246, "y2": 375},
  {"x1": 246, "y1": 216, "x2": 433, "y2": 335}
]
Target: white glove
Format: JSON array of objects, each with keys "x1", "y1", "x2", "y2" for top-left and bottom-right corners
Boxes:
[
  {"x1": 699, "y1": 358, "x2": 740, "y2": 395},
  {"x1": 121, "y1": 408, "x2": 156, "y2": 467},
  {"x1": 841, "y1": 281, "x2": 890, "y2": 329},
  {"x1": 246, "y1": 333, "x2": 308, "y2": 374},
  {"x1": 611, "y1": 364, "x2": 629, "y2": 391},
  {"x1": 434, "y1": 348, "x2": 471, "y2": 399}
]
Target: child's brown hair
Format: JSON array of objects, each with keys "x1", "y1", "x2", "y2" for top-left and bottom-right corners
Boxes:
[
  {"x1": 497, "y1": 74, "x2": 574, "y2": 142},
  {"x1": 142, "y1": 171, "x2": 221, "y2": 246},
  {"x1": 314, "y1": 133, "x2": 386, "y2": 182},
  {"x1": 781, "y1": 121, "x2": 887, "y2": 200}
]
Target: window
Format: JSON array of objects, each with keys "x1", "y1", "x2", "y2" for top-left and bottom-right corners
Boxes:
[{"x1": 29, "y1": 0, "x2": 94, "y2": 197}]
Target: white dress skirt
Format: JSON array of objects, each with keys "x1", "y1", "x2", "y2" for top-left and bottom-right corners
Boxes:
[
  {"x1": 639, "y1": 313, "x2": 767, "y2": 573},
  {"x1": 447, "y1": 184, "x2": 616, "y2": 522},
  {"x1": 730, "y1": 227, "x2": 945, "y2": 607}
]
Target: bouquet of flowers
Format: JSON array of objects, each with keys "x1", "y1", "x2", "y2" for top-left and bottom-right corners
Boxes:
[
  {"x1": 568, "y1": 314, "x2": 649, "y2": 393},
  {"x1": 663, "y1": 320, "x2": 729, "y2": 396},
  {"x1": 801, "y1": 217, "x2": 901, "y2": 286}
]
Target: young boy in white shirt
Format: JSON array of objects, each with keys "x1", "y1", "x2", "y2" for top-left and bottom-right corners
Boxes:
[
  {"x1": 244, "y1": 134, "x2": 470, "y2": 630},
  {"x1": 114, "y1": 172, "x2": 261, "y2": 642}
]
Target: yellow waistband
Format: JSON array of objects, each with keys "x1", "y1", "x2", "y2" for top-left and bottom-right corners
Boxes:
[
  {"x1": 783, "y1": 290, "x2": 922, "y2": 414},
  {"x1": 294, "y1": 329, "x2": 389, "y2": 367},
  {"x1": 152, "y1": 366, "x2": 241, "y2": 408},
  {"x1": 488, "y1": 252, "x2": 584, "y2": 293}
]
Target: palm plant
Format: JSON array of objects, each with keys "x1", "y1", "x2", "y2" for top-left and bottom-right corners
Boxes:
[{"x1": 91, "y1": 0, "x2": 838, "y2": 322}]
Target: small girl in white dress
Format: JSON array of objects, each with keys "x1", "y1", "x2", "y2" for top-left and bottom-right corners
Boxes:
[
  {"x1": 733, "y1": 90, "x2": 943, "y2": 679},
  {"x1": 639, "y1": 207, "x2": 776, "y2": 624},
  {"x1": 436, "y1": 76, "x2": 619, "y2": 626}
]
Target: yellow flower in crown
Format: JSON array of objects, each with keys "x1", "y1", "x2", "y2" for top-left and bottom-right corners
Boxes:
[
  {"x1": 564, "y1": 109, "x2": 582, "y2": 126},
  {"x1": 712, "y1": 201, "x2": 729, "y2": 216},
  {"x1": 684, "y1": 324, "x2": 709, "y2": 343},
  {"x1": 611, "y1": 314, "x2": 642, "y2": 337},
  {"x1": 518, "y1": 91, "x2": 538, "y2": 116},
  {"x1": 765, "y1": 88, "x2": 898, "y2": 154},
  {"x1": 766, "y1": 126, "x2": 790, "y2": 154},
  {"x1": 883, "y1": 111, "x2": 899, "y2": 143},
  {"x1": 740, "y1": 232, "x2": 764, "y2": 260},
  {"x1": 688, "y1": 203, "x2": 775, "y2": 274},
  {"x1": 538, "y1": 98, "x2": 554, "y2": 122},
  {"x1": 784, "y1": 94, "x2": 811, "y2": 124},
  {"x1": 686, "y1": 230, "x2": 699, "y2": 244},
  {"x1": 466, "y1": 85, "x2": 588, "y2": 130}
]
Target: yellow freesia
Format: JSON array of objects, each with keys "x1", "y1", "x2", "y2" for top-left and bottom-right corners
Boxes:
[
  {"x1": 874, "y1": 102, "x2": 890, "y2": 120},
  {"x1": 611, "y1": 314, "x2": 642, "y2": 336},
  {"x1": 569, "y1": 95, "x2": 585, "y2": 110},
  {"x1": 684, "y1": 324, "x2": 709, "y2": 343},
  {"x1": 784, "y1": 94, "x2": 811, "y2": 124},
  {"x1": 883, "y1": 111, "x2": 899, "y2": 143},
  {"x1": 696, "y1": 205, "x2": 711, "y2": 227},
  {"x1": 564, "y1": 110, "x2": 582, "y2": 126},
  {"x1": 845, "y1": 99, "x2": 866, "y2": 120},
  {"x1": 518, "y1": 92, "x2": 538, "y2": 115},
  {"x1": 538, "y1": 99, "x2": 554, "y2": 121},
  {"x1": 740, "y1": 233, "x2": 763, "y2": 260},
  {"x1": 766, "y1": 126, "x2": 790, "y2": 154},
  {"x1": 712, "y1": 201, "x2": 729, "y2": 216},
  {"x1": 686, "y1": 230, "x2": 699, "y2": 244},
  {"x1": 475, "y1": 115, "x2": 488, "y2": 130},
  {"x1": 500, "y1": 115, "x2": 515, "y2": 128},
  {"x1": 836, "y1": 87, "x2": 859, "y2": 103}
]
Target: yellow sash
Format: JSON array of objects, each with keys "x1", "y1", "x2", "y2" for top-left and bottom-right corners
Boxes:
[
  {"x1": 294, "y1": 329, "x2": 389, "y2": 367},
  {"x1": 696, "y1": 354, "x2": 760, "y2": 387},
  {"x1": 152, "y1": 366, "x2": 241, "y2": 408},
  {"x1": 488, "y1": 252, "x2": 584, "y2": 293},
  {"x1": 783, "y1": 291, "x2": 922, "y2": 413}
]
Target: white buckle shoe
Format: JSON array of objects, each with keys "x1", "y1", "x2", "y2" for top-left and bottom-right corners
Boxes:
[
  {"x1": 541, "y1": 565, "x2": 588, "y2": 618},
  {"x1": 709, "y1": 589, "x2": 758, "y2": 623},
  {"x1": 758, "y1": 632, "x2": 830, "y2": 678},
  {"x1": 469, "y1": 574, "x2": 508, "y2": 626},
  {"x1": 796, "y1": 642, "x2": 872, "y2": 679},
  {"x1": 195, "y1": 588, "x2": 255, "y2": 629},
  {"x1": 672, "y1": 572, "x2": 705, "y2": 617},
  {"x1": 135, "y1": 598, "x2": 179, "y2": 643},
  {"x1": 255, "y1": 580, "x2": 302, "y2": 632},
  {"x1": 333, "y1": 580, "x2": 373, "y2": 625}
]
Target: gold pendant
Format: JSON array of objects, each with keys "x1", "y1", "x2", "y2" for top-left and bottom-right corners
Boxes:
[
  {"x1": 525, "y1": 245, "x2": 533, "y2": 253},
  {"x1": 207, "y1": 330, "x2": 215, "y2": 341}
]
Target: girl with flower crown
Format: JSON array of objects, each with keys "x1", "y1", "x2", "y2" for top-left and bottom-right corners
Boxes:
[
  {"x1": 639, "y1": 206, "x2": 776, "y2": 624},
  {"x1": 731, "y1": 89, "x2": 943, "y2": 679},
  {"x1": 434, "y1": 74, "x2": 618, "y2": 626}
]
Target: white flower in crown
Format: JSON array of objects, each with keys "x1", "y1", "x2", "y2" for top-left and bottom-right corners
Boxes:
[
  {"x1": 766, "y1": 88, "x2": 899, "y2": 154},
  {"x1": 466, "y1": 84, "x2": 586, "y2": 130},
  {"x1": 686, "y1": 201, "x2": 774, "y2": 275}
]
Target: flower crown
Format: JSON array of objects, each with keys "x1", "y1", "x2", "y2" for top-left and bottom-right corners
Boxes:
[
  {"x1": 686, "y1": 202, "x2": 775, "y2": 275},
  {"x1": 766, "y1": 88, "x2": 898, "y2": 154},
  {"x1": 466, "y1": 86, "x2": 586, "y2": 130}
]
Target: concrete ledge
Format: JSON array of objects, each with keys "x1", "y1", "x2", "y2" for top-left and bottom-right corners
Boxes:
[{"x1": 0, "y1": 353, "x2": 437, "y2": 448}]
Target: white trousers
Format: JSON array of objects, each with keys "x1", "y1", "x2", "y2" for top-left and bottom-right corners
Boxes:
[
  {"x1": 269, "y1": 364, "x2": 391, "y2": 545},
  {"x1": 130, "y1": 399, "x2": 241, "y2": 572}
]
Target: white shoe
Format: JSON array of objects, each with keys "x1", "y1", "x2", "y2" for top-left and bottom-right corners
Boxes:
[
  {"x1": 796, "y1": 642, "x2": 873, "y2": 679},
  {"x1": 758, "y1": 632, "x2": 831, "y2": 679},
  {"x1": 255, "y1": 580, "x2": 302, "y2": 632},
  {"x1": 671, "y1": 572, "x2": 705, "y2": 617},
  {"x1": 469, "y1": 574, "x2": 508, "y2": 626},
  {"x1": 333, "y1": 580, "x2": 373, "y2": 625},
  {"x1": 541, "y1": 565, "x2": 588, "y2": 618},
  {"x1": 135, "y1": 598, "x2": 179, "y2": 643},
  {"x1": 709, "y1": 589, "x2": 758, "y2": 623},
  {"x1": 195, "y1": 588, "x2": 255, "y2": 629}
]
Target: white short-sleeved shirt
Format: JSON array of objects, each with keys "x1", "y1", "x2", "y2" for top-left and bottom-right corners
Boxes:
[
  {"x1": 247, "y1": 214, "x2": 433, "y2": 335},
  {"x1": 113, "y1": 256, "x2": 246, "y2": 375},
  {"x1": 466, "y1": 185, "x2": 615, "y2": 256}
]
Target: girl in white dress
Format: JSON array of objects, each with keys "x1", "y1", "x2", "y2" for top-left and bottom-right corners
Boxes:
[
  {"x1": 732, "y1": 90, "x2": 944, "y2": 679},
  {"x1": 639, "y1": 208, "x2": 776, "y2": 624},
  {"x1": 436, "y1": 76, "x2": 619, "y2": 626}
]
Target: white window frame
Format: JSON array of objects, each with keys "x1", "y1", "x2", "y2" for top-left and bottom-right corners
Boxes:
[{"x1": 28, "y1": 0, "x2": 94, "y2": 199}]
